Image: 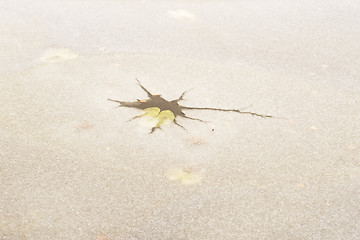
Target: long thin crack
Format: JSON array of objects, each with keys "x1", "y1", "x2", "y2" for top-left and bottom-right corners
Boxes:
[{"x1": 180, "y1": 106, "x2": 273, "y2": 118}]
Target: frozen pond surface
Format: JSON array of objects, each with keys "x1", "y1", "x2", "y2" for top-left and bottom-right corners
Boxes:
[{"x1": 1, "y1": 0, "x2": 360, "y2": 239}]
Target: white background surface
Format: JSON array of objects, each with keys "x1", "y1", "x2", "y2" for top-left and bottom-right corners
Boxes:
[{"x1": 1, "y1": 0, "x2": 360, "y2": 239}]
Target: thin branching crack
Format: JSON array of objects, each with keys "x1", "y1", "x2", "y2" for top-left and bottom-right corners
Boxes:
[{"x1": 108, "y1": 79, "x2": 273, "y2": 133}]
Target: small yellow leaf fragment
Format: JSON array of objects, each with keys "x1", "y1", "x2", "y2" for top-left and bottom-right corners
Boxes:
[
  {"x1": 143, "y1": 108, "x2": 175, "y2": 129},
  {"x1": 166, "y1": 167, "x2": 202, "y2": 185},
  {"x1": 155, "y1": 110, "x2": 175, "y2": 129},
  {"x1": 158, "y1": 110, "x2": 175, "y2": 122},
  {"x1": 40, "y1": 48, "x2": 78, "y2": 62},
  {"x1": 144, "y1": 107, "x2": 161, "y2": 118},
  {"x1": 139, "y1": 100, "x2": 147, "y2": 103}
]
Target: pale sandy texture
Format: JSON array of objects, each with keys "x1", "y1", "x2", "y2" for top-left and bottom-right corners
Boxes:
[
  {"x1": 1, "y1": 0, "x2": 360, "y2": 239},
  {"x1": 0, "y1": 9, "x2": 48, "y2": 74}
]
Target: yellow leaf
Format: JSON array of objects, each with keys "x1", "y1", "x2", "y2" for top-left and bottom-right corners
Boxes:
[{"x1": 143, "y1": 107, "x2": 161, "y2": 118}]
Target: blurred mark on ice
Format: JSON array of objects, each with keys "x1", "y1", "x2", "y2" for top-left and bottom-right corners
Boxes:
[
  {"x1": 40, "y1": 48, "x2": 78, "y2": 63},
  {"x1": 167, "y1": 9, "x2": 197, "y2": 21},
  {"x1": 166, "y1": 167, "x2": 203, "y2": 185},
  {"x1": 185, "y1": 135, "x2": 207, "y2": 145},
  {"x1": 75, "y1": 121, "x2": 95, "y2": 132},
  {"x1": 96, "y1": 235, "x2": 108, "y2": 240},
  {"x1": 297, "y1": 183, "x2": 306, "y2": 189}
]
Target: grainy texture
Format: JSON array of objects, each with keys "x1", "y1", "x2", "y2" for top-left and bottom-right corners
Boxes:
[{"x1": 1, "y1": 0, "x2": 360, "y2": 239}]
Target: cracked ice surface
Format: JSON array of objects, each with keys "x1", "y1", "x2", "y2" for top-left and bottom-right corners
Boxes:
[{"x1": 1, "y1": 0, "x2": 360, "y2": 239}]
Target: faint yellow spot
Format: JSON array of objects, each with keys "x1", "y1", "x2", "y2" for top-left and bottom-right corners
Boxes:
[
  {"x1": 224, "y1": 121, "x2": 232, "y2": 126},
  {"x1": 297, "y1": 183, "x2": 306, "y2": 188},
  {"x1": 40, "y1": 48, "x2": 78, "y2": 62},
  {"x1": 347, "y1": 144, "x2": 357, "y2": 150},
  {"x1": 139, "y1": 100, "x2": 147, "y2": 102},
  {"x1": 288, "y1": 120, "x2": 297, "y2": 125},
  {"x1": 166, "y1": 167, "x2": 202, "y2": 185},
  {"x1": 106, "y1": 81, "x2": 115, "y2": 86},
  {"x1": 311, "y1": 90, "x2": 319, "y2": 94},
  {"x1": 310, "y1": 126, "x2": 318, "y2": 130},
  {"x1": 96, "y1": 235, "x2": 107, "y2": 240},
  {"x1": 168, "y1": 9, "x2": 196, "y2": 21},
  {"x1": 227, "y1": 117, "x2": 234, "y2": 121},
  {"x1": 287, "y1": 129, "x2": 297, "y2": 134}
]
